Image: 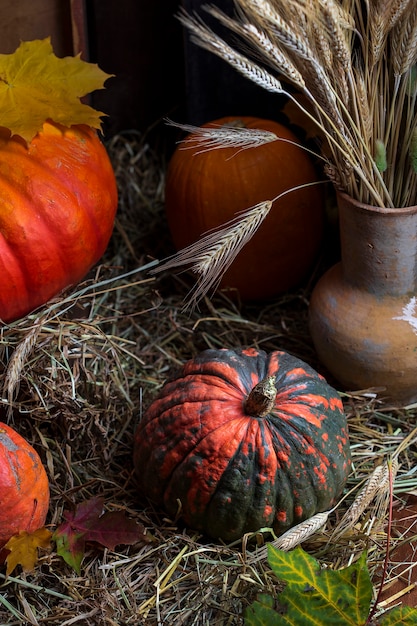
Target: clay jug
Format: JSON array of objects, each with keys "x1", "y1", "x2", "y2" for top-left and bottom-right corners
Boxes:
[{"x1": 309, "y1": 191, "x2": 417, "y2": 405}]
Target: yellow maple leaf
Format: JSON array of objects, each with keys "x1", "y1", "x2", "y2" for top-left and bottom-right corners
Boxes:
[
  {"x1": 0, "y1": 38, "x2": 113, "y2": 142},
  {"x1": 4, "y1": 527, "x2": 53, "y2": 576}
]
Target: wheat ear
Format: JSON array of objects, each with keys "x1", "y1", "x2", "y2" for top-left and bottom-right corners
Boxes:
[
  {"x1": 166, "y1": 119, "x2": 322, "y2": 161},
  {"x1": 392, "y1": 6, "x2": 417, "y2": 77},
  {"x1": 178, "y1": 9, "x2": 284, "y2": 95},
  {"x1": 331, "y1": 455, "x2": 401, "y2": 541},
  {"x1": 4, "y1": 319, "x2": 45, "y2": 408},
  {"x1": 206, "y1": 4, "x2": 306, "y2": 91},
  {"x1": 165, "y1": 119, "x2": 279, "y2": 153},
  {"x1": 247, "y1": 511, "x2": 331, "y2": 564},
  {"x1": 155, "y1": 180, "x2": 324, "y2": 309},
  {"x1": 155, "y1": 200, "x2": 272, "y2": 310}
]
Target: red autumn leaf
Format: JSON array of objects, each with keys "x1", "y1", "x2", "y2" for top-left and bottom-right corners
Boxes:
[
  {"x1": 84, "y1": 510, "x2": 147, "y2": 551},
  {"x1": 61, "y1": 496, "x2": 105, "y2": 533},
  {"x1": 53, "y1": 496, "x2": 147, "y2": 573},
  {"x1": 53, "y1": 523, "x2": 86, "y2": 574}
]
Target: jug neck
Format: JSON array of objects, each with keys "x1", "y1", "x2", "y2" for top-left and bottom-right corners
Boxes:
[{"x1": 337, "y1": 191, "x2": 417, "y2": 296}]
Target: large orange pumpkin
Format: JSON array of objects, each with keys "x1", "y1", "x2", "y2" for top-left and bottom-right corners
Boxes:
[
  {"x1": 165, "y1": 116, "x2": 324, "y2": 301},
  {"x1": 0, "y1": 422, "x2": 50, "y2": 547},
  {"x1": 0, "y1": 121, "x2": 118, "y2": 323}
]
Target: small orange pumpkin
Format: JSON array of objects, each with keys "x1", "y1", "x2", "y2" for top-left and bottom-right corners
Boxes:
[
  {"x1": 0, "y1": 121, "x2": 118, "y2": 323},
  {"x1": 0, "y1": 422, "x2": 50, "y2": 547},
  {"x1": 165, "y1": 116, "x2": 324, "y2": 301}
]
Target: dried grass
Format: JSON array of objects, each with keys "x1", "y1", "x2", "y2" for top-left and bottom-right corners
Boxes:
[{"x1": 0, "y1": 129, "x2": 416, "y2": 625}]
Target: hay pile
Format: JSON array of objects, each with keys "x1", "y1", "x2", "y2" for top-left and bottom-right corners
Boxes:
[{"x1": 0, "y1": 128, "x2": 416, "y2": 626}]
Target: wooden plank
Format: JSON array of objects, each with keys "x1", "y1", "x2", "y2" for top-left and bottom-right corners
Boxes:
[
  {"x1": 70, "y1": 0, "x2": 89, "y2": 57},
  {"x1": 0, "y1": 0, "x2": 73, "y2": 56}
]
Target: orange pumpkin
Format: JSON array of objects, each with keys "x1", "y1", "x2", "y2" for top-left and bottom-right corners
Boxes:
[
  {"x1": 0, "y1": 422, "x2": 50, "y2": 547},
  {"x1": 165, "y1": 116, "x2": 324, "y2": 301},
  {"x1": 0, "y1": 121, "x2": 118, "y2": 323}
]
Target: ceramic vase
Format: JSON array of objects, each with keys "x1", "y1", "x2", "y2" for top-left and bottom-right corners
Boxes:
[{"x1": 309, "y1": 191, "x2": 417, "y2": 405}]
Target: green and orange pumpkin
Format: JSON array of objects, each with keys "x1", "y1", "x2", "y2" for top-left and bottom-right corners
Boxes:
[
  {"x1": 0, "y1": 422, "x2": 50, "y2": 547},
  {"x1": 133, "y1": 348, "x2": 351, "y2": 541}
]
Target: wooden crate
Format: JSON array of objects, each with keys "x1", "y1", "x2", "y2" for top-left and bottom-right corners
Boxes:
[
  {"x1": 0, "y1": 0, "x2": 73, "y2": 55},
  {"x1": 0, "y1": 0, "x2": 186, "y2": 137}
]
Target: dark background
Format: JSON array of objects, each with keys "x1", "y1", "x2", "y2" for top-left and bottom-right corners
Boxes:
[
  {"x1": 1, "y1": 0, "x2": 285, "y2": 138},
  {"x1": 88, "y1": 0, "x2": 286, "y2": 136},
  {"x1": 0, "y1": 0, "x2": 290, "y2": 137}
]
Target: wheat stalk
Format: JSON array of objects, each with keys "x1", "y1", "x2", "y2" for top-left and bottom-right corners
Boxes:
[
  {"x1": 155, "y1": 200, "x2": 273, "y2": 310},
  {"x1": 189, "y1": 2, "x2": 393, "y2": 210},
  {"x1": 3, "y1": 317, "x2": 46, "y2": 408},
  {"x1": 247, "y1": 511, "x2": 331, "y2": 563},
  {"x1": 178, "y1": 8, "x2": 284, "y2": 95},
  {"x1": 181, "y1": 1, "x2": 417, "y2": 207},
  {"x1": 207, "y1": 5, "x2": 306, "y2": 90},
  {"x1": 330, "y1": 426, "x2": 417, "y2": 540},
  {"x1": 166, "y1": 119, "x2": 321, "y2": 160},
  {"x1": 391, "y1": 4, "x2": 417, "y2": 77},
  {"x1": 330, "y1": 462, "x2": 396, "y2": 540},
  {"x1": 155, "y1": 179, "x2": 324, "y2": 309},
  {"x1": 165, "y1": 119, "x2": 279, "y2": 153},
  {"x1": 230, "y1": 0, "x2": 344, "y2": 129}
]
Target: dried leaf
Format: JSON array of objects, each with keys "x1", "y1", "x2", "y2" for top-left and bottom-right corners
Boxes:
[
  {"x1": 0, "y1": 38, "x2": 113, "y2": 141},
  {"x1": 4, "y1": 527, "x2": 52, "y2": 576},
  {"x1": 53, "y1": 496, "x2": 147, "y2": 573},
  {"x1": 85, "y1": 510, "x2": 148, "y2": 551}
]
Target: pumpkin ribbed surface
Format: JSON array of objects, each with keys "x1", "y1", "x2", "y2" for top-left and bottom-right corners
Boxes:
[
  {"x1": 0, "y1": 121, "x2": 117, "y2": 322},
  {"x1": 133, "y1": 348, "x2": 351, "y2": 541},
  {"x1": 165, "y1": 116, "x2": 324, "y2": 301},
  {"x1": 0, "y1": 423, "x2": 50, "y2": 547}
]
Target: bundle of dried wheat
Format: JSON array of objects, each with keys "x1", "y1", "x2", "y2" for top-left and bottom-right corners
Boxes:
[{"x1": 180, "y1": 0, "x2": 417, "y2": 209}]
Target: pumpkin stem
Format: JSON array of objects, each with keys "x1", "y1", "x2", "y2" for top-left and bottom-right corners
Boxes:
[{"x1": 244, "y1": 375, "x2": 277, "y2": 417}]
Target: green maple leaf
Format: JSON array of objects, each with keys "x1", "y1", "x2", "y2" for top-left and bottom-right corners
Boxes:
[
  {"x1": 379, "y1": 606, "x2": 417, "y2": 625},
  {"x1": 53, "y1": 525, "x2": 85, "y2": 575},
  {"x1": 245, "y1": 546, "x2": 417, "y2": 626},
  {"x1": 267, "y1": 545, "x2": 372, "y2": 625},
  {"x1": 245, "y1": 593, "x2": 278, "y2": 625},
  {"x1": 0, "y1": 38, "x2": 113, "y2": 141},
  {"x1": 246, "y1": 546, "x2": 372, "y2": 626}
]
